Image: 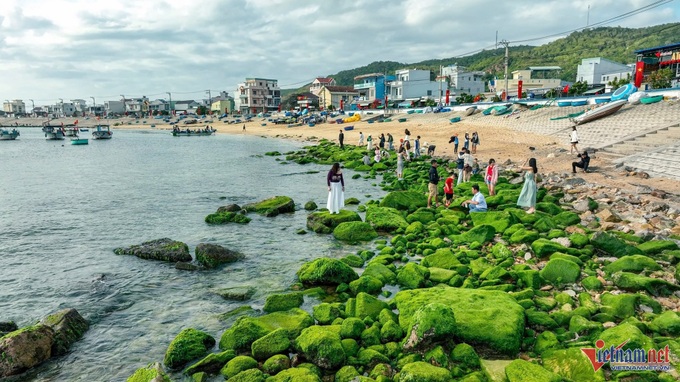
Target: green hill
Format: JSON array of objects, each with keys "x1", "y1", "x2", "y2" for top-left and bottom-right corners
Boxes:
[{"x1": 283, "y1": 23, "x2": 680, "y2": 93}]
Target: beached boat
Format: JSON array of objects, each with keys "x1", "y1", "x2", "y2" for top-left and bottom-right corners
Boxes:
[
  {"x1": 398, "y1": 118, "x2": 407, "y2": 123},
  {"x1": 92, "y1": 125, "x2": 113, "y2": 140},
  {"x1": 0, "y1": 128, "x2": 20, "y2": 140},
  {"x1": 450, "y1": 117, "x2": 461, "y2": 123},
  {"x1": 557, "y1": 101, "x2": 571, "y2": 107},
  {"x1": 611, "y1": 84, "x2": 637, "y2": 101},
  {"x1": 464, "y1": 107, "x2": 476, "y2": 116},
  {"x1": 343, "y1": 126, "x2": 354, "y2": 131},
  {"x1": 571, "y1": 100, "x2": 587, "y2": 106},
  {"x1": 42, "y1": 124, "x2": 66, "y2": 140},
  {"x1": 594, "y1": 98, "x2": 611, "y2": 104},
  {"x1": 494, "y1": 107, "x2": 511, "y2": 115},
  {"x1": 640, "y1": 95, "x2": 663, "y2": 104},
  {"x1": 406, "y1": 110, "x2": 415, "y2": 114},
  {"x1": 571, "y1": 99, "x2": 627, "y2": 125},
  {"x1": 172, "y1": 127, "x2": 216, "y2": 136},
  {"x1": 70, "y1": 138, "x2": 88, "y2": 145},
  {"x1": 308, "y1": 123, "x2": 315, "y2": 127},
  {"x1": 367, "y1": 120, "x2": 374, "y2": 124}
]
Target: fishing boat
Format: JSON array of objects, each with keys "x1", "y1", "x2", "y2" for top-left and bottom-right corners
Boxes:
[
  {"x1": 640, "y1": 95, "x2": 663, "y2": 104},
  {"x1": 0, "y1": 128, "x2": 20, "y2": 140},
  {"x1": 571, "y1": 99, "x2": 627, "y2": 125},
  {"x1": 343, "y1": 126, "x2": 354, "y2": 131},
  {"x1": 557, "y1": 101, "x2": 571, "y2": 107},
  {"x1": 398, "y1": 118, "x2": 407, "y2": 123},
  {"x1": 570, "y1": 100, "x2": 587, "y2": 106},
  {"x1": 42, "y1": 123, "x2": 66, "y2": 140},
  {"x1": 627, "y1": 92, "x2": 647, "y2": 105},
  {"x1": 64, "y1": 126, "x2": 80, "y2": 137},
  {"x1": 594, "y1": 98, "x2": 611, "y2": 104},
  {"x1": 450, "y1": 117, "x2": 461, "y2": 123},
  {"x1": 92, "y1": 124, "x2": 113, "y2": 140},
  {"x1": 79, "y1": 128, "x2": 89, "y2": 132},
  {"x1": 611, "y1": 84, "x2": 637, "y2": 101},
  {"x1": 464, "y1": 106, "x2": 476, "y2": 116},
  {"x1": 70, "y1": 138, "x2": 89, "y2": 145},
  {"x1": 172, "y1": 127, "x2": 216, "y2": 136}
]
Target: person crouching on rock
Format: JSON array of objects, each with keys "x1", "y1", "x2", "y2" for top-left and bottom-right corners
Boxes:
[{"x1": 572, "y1": 151, "x2": 590, "y2": 173}]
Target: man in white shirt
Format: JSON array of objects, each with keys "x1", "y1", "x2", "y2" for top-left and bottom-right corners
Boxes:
[{"x1": 461, "y1": 184, "x2": 487, "y2": 212}]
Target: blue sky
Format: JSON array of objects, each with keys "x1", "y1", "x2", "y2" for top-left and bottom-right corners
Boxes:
[{"x1": 0, "y1": 0, "x2": 678, "y2": 106}]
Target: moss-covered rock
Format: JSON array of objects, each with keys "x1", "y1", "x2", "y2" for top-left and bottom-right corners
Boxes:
[
  {"x1": 312, "y1": 303, "x2": 344, "y2": 325},
  {"x1": 600, "y1": 293, "x2": 639, "y2": 320},
  {"x1": 266, "y1": 367, "x2": 321, "y2": 382},
  {"x1": 530, "y1": 238, "x2": 579, "y2": 258},
  {"x1": 650, "y1": 311, "x2": 680, "y2": 336},
  {"x1": 243, "y1": 196, "x2": 295, "y2": 216},
  {"x1": 534, "y1": 331, "x2": 559, "y2": 355},
  {"x1": 395, "y1": 286, "x2": 524, "y2": 355},
  {"x1": 406, "y1": 208, "x2": 436, "y2": 225},
  {"x1": 262, "y1": 354, "x2": 290, "y2": 375},
  {"x1": 126, "y1": 362, "x2": 171, "y2": 382},
  {"x1": 349, "y1": 275, "x2": 384, "y2": 295},
  {"x1": 599, "y1": 322, "x2": 655, "y2": 351},
  {"x1": 335, "y1": 365, "x2": 360, "y2": 382},
  {"x1": 470, "y1": 211, "x2": 515, "y2": 234},
  {"x1": 539, "y1": 258, "x2": 581, "y2": 285},
  {"x1": 451, "y1": 343, "x2": 480, "y2": 369},
  {"x1": 480, "y1": 359, "x2": 512, "y2": 382},
  {"x1": 263, "y1": 293, "x2": 303, "y2": 313},
  {"x1": 509, "y1": 228, "x2": 540, "y2": 244},
  {"x1": 604, "y1": 255, "x2": 661, "y2": 274},
  {"x1": 421, "y1": 248, "x2": 462, "y2": 270},
  {"x1": 0, "y1": 324, "x2": 55, "y2": 379},
  {"x1": 612, "y1": 272, "x2": 678, "y2": 296},
  {"x1": 163, "y1": 328, "x2": 215, "y2": 370},
  {"x1": 251, "y1": 328, "x2": 291, "y2": 361},
  {"x1": 195, "y1": 243, "x2": 244, "y2": 268},
  {"x1": 451, "y1": 225, "x2": 496, "y2": 245},
  {"x1": 357, "y1": 348, "x2": 390, "y2": 368},
  {"x1": 542, "y1": 348, "x2": 605, "y2": 382},
  {"x1": 351, "y1": 292, "x2": 389, "y2": 320},
  {"x1": 505, "y1": 359, "x2": 561, "y2": 382},
  {"x1": 398, "y1": 361, "x2": 452, "y2": 382},
  {"x1": 228, "y1": 368, "x2": 265, "y2": 382},
  {"x1": 380, "y1": 320, "x2": 404, "y2": 343},
  {"x1": 306, "y1": 210, "x2": 362, "y2": 234},
  {"x1": 379, "y1": 191, "x2": 427, "y2": 212},
  {"x1": 184, "y1": 349, "x2": 236, "y2": 376},
  {"x1": 590, "y1": 231, "x2": 643, "y2": 257},
  {"x1": 428, "y1": 267, "x2": 457, "y2": 284},
  {"x1": 396, "y1": 263, "x2": 430, "y2": 290},
  {"x1": 362, "y1": 263, "x2": 397, "y2": 284},
  {"x1": 220, "y1": 355, "x2": 258, "y2": 379},
  {"x1": 637, "y1": 240, "x2": 679, "y2": 255},
  {"x1": 219, "y1": 308, "x2": 313, "y2": 351},
  {"x1": 39, "y1": 308, "x2": 89, "y2": 357},
  {"x1": 568, "y1": 315, "x2": 603, "y2": 338},
  {"x1": 295, "y1": 326, "x2": 346, "y2": 369},
  {"x1": 340, "y1": 317, "x2": 365, "y2": 339},
  {"x1": 333, "y1": 221, "x2": 378, "y2": 244},
  {"x1": 365, "y1": 206, "x2": 409, "y2": 232},
  {"x1": 581, "y1": 276, "x2": 603, "y2": 291},
  {"x1": 204, "y1": 210, "x2": 251, "y2": 224},
  {"x1": 212, "y1": 286, "x2": 255, "y2": 301},
  {"x1": 342, "y1": 254, "x2": 365, "y2": 268},
  {"x1": 297, "y1": 258, "x2": 359, "y2": 286},
  {"x1": 114, "y1": 238, "x2": 192, "y2": 262}
]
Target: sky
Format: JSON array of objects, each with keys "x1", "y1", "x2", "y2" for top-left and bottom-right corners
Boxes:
[{"x1": 1, "y1": 0, "x2": 678, "y2": 106}]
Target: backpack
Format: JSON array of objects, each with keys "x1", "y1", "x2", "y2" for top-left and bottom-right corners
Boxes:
[{"x1": 405, "y1": 140, "x2": 411, "y2": 150}]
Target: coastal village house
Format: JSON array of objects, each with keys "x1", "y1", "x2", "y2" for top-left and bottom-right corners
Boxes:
[
  {"x1": 635, "y1": 41, "x2": 680, "y2": 89},
  {"x1": 442, "y1": 64, "x2": 486, "y2": 95},
  {"x1": 123, "y1": 97, "x2": 150, "y2": 116},
  {"x1": 317, "y1": 85, "x2": 358, "y2": 110},
  {"x1": 353, "y1": 73, "x2": 391, "y2": 107},
  {"x1": 104, "y1": 101, "x2": 125, "y2": 116},
  {"x1": 386, "y1": 69, "x2": 440, "y2": 106},
  {"x1": 309, "y1": 77, "x2": 336, "y2": 96},
  {"x1": 294, "y1": 92, "x2": 319, "y2": 110},
  {"x1": 210, "y1": 92, "x2": 235, "y2": 115},
  {"x1": 235, "y1": 78, "x2": 281, "y2": 114},
  {"x1": 576, "y1": 57, "x2": 633, "y2": 88},
  {"x1": 499, "y1": 67, "x2": 566, "y2": 98},
  {"x1": 71, "y1": 99, "x2": 88, "y2": 115},
  {"x1": 2, "y1": 99, "x2": 26, "y2": 116},
  {"x1": 173, "y1": 100, "x2": 201, "y2": 114},
  {"x1": 149, "y1": 99, "x2": 170, "y2": 113}
]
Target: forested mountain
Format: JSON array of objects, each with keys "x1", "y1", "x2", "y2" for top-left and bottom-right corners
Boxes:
[{"x1": 283, "y1": 23, "x2": 680, "y2": 94}]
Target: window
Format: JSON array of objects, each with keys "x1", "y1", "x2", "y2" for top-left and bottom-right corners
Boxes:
[{"x1": 427, "y1": 90, "x2": 432, "y2": 96}]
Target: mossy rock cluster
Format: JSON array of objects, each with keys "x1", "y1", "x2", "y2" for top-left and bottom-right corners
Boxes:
[
  {"x1": 243, "y1": 196, "x2": 295, "y2": 216},
  {"x1": 306, "y1": 210, "x2": 361, "y2": 234}
]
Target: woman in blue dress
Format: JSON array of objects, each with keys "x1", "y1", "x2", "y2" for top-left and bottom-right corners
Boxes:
[{"x1": 517, "y1": 158, "x2": 537, "y2": 214}]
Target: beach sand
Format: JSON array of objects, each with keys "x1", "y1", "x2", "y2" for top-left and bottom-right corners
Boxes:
[{"x1": 10, "y1": 114, "x2": 680, "y2": 196}]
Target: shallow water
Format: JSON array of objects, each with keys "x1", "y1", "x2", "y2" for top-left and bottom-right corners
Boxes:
[{"x1": 0, "y1": 128, "x2": 383, "y2": 381}]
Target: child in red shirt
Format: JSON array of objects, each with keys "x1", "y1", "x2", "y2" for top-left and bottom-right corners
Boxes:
[{"x1": 443, "y1": 172, "x2": 455, "y2": 207}]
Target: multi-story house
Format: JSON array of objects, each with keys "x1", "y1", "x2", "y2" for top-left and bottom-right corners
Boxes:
[
  {"x1": 2, "y1": 99, "x2": 26, "y2": 116},
  {"x1": 104, "y1": 101, "x2": 125, "y2": 116},
  {"x1": 309, "y1": 77, "x2": 336, "y2": 96},
  {"x1": 317, "y1": 86, "x2": 358, "y2": 110},
  {"x1": 148, "y1": 99, "x2": 170, "y2": 113},
  {"x1": 174, "y1": 100, "x2": 200, "y2": 114},
  {"x1": 500, "y1": 67, "x2": 565, "y2": 98},
  {"x1": 353, "y1": 73, "x2": 390, "y2": 104},
  {"x1": 386, "y1": 69, "x2": 440, "y2": 103},
  {"x1": 71, "y1": 99, "x2": 88, "y2": 115},
  {"x1": 576, "y1": 58, "x2": 632, "y2": 85},
  {"x1": 235, "y1": 78, "x2": 281, "y2": 114},
  {"x1": 210, "y1": 91, "x2": 235, "y2": 115},
  {"x1": 442, "y1": 65, "x2": 486, "y2": 95},
  {"x1": 123, "y1": 97, "x2": 150, "y2": 115}
]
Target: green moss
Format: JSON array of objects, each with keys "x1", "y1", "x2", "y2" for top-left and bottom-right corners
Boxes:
[
  {"x1": 229, "y1": 368, "x2": 266, "y2": 382},
  {"x1": 637, "y1": 239, "x2": 679, "y2": 254},
  {"x1": 534, "y1": 331, "x2": 559, "y2": 354},
  {"x1": 219, "y1": 308, "x2": 313, "y2": 351},
  {"x1": 266, "y1": 367, "x2": 322, "y2": 382},
  {"x1": 604, "y1": 255, "x2": 661, "y2": 274},
  {"x1": 340, "y1": 317, "x2": 365, "y2": 339},
  {"x1": 163, "y1": 328, "x2": 216, "y2": 370},
  {"x1": 333, "y1": 221, "x2": 379, "y2": 244},
  {"x1": 295, "y1": 326, "x2": 346, "y2": 369},
  {"x1": 365, "y1": 206, "x2": 409, "y2": 232},
  {"x1": 451, "y1": 343, "x2": 480, "y2": 369},
  {"x1": 581, "y1": 276, "x2": 603, "y2": 291},
  {"x1": 379, "y1": 191, "x2": 428, "y2": 212},
  {"x1": 451, "y1": 224, "x2": 496, "y2": 245},
  {"x1": 349, "y1": 276, "x2": 384, "y2": 295},
  {"x1": 353, "y1": 292, "x2": 389, "y2": 320},
  {"x1": 399, "y1": 361, "x2": 452, "y2": 382},
  {"x1": 251, "y1": 328, "x2": 291, "y2": 361},
  {"x1": 313, "y1": 303, "x2": 344, "y2": 325},
  {"x1": 600, "y1": 293, "x2": 639, "y2": 320},
  {"x1": 341, "y1": 254, "x2": 365, "y2": 268},
  {"x1": 590, "y1": 231, "x2": 643, "y2": 257},
  {"x1": 220, "y1": 355, "x2": 258, "y2": 379},
  {"x1": 612, "y1": 272, "x2": 678, "y2": 295},
  {"x1": 204, "y1": 211, "x2": 251, "y2": 224},
  {"x1": 335, "y1": 365, "x2": 360, "y2": 382},
  {"x1": 341, "y1": 338, "x2": 359, "y2": 357},
  {"x1": 306, "y1": 210, "x2": 362, "y2": 234},
  {"x1": 297, "y1": 258, "x2": 359, "y2": 286},
  {"x1": 263, "y1": 293, "x2": 303, "y2": 313},
  {"x1": 542, "y1": 348, "x2": 605, "y2": 382},
  {"x1": 262, "y1": 354, "x2": 290, "y2": 375},
  {"x1": 184, "y1": 349, "x2": 236, "y2": 375},
  {"x1": 421, "y1": 248, "x2": 462, "y2": 269},
  {"x1": 380, "y1": 320, "x2": 403, "y2": 343},
  {"x1": 406, "y1": 208, "x2": 436, "y2": 225},
  {"x1": 396, "y1": 262, "x2": 430, "y2": 289},
  {"x1": 470, "y1": 211, "x2": 516, "y2": 233},
  {"x1": 428, "y1": 267, "x2": 456, "y2": 284},
  {"x1": 243, "y1": 196, "x2": 295, "y2": 215},
  {"x1": 126, "y1": 363, "x2": 171, "y2": 382},
  {"x1": 600, "y1": 322, "x2": 655, "y2": 352},
  {"x1": 515, "y1": 270, "x2": 542, "y2": 289},
  {"x1": 531, "y1": 238, "x2": 578, "y2": 258},
  {"x1": 505, "y1": 359, "x2": 561, "y2": 382},
  {"x1": 650, "y1": 311, "x2": 680, "y2": 336},
  {"x1": 539, "y1": 258, "x2": 581, "y2": 286}
]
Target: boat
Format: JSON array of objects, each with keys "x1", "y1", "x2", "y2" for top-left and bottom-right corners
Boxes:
[
  {"x1": 627, "y1": 92, "x2": 647, "y2": 105},
  {"x1": 571, "y1": 100, "x2": 587, "y2": 106},
  {"x1": 92, "y1": 124, "x2": 113, "y2": 140},
  {"x1": 640, "y1": 95, "x2": 663, "y2": 104},
  {"x1": 494, "y1": 106, "x2": 511, "y2": 115},
  {"x1": 571, "y1": 99, "x2": 627, "y2": 125},
  {"x1": 611, "y1": 84, "x2": 637, "y2": 101},
  {"x1": 343, "y1": 126, "x2": 354, "y2": 131},
  {"x1": 450, "y1": 117, "x2": 461, "y2": 123},
  {"x1": 367, "y1": 120, "x2": 374, "y2": 124},
  {"x1": 398, "y1": 118, "x2": 407, "y2": 123},
  {"x1": 63, "y1": 126, "x2": 80, "y2": 137},
  {"x1": 308, "y1": 123, "x2": 315, "y2": 127},
  {"x1": 464, "y1": 106, "x2": 476, "y2": 116},
  {"x1": 406, "y1": 110, "x2": 415, "y2": 114},
  {"x1": 0, "y1": 128, "x2": 20, "y2": 140},
  {"x1": 594, "y1": 98, "x2": 611, "y2": 104},
  {"x1": 557, "y1": 101, "x2": 571, "y2": 107},
  {"x1": 79, "y1": 128, "x2": 89, "y2": 132},
  {"x1": 42, "y1": 123, "x2": 66, "y2": 140},
  {"x1": 70, "y1": 138, "x2": 89, "y2": 145},
  {"x1": 172, "y1": 127, "x2": 216, "y2": 136}
]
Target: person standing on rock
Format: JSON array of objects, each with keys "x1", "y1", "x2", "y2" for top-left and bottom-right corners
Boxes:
[
  {"x1": 396, "y1": 146, "x2": 406, "y2": 180},
  {"x1": 327, "y1": 162, "x2": 345, "y2": 214},
  {"x1": 463, "y1": 132, "x2": 470, "y2": 151},
  {"x1": 427, "y1": 159, "x2": 440, "y2": 208},
  {"x1": 338, "y1": 130, "x2": 344, "y2": 149},
  {"x1": 414, "y1": 136, "x2": 421, "y2": 158},
  {"x1": 570, "y1": 127, "x2": 579, "y2": 154},
  {"x1": 443, "y1": 170, "x2": 455, "y2": 207},
  {"x1": 449, "y1": 134, "x2": 459, "y2": 155},
  {"x1": 517, "y1": 158, "x2": 538, "y2": 214},
  {"x1": 379, "y1": 133, "x2": 386, "y2": 150},
  {"x1": 367, "y1": 134, "x2": 373, "y2": 151},
  {"x1": 358, "y1": 131, "x2": 364, "y2": 146},
  {"x1": 387, "y1": 133, "x2": 394, "y2": 151},
  {"x1": 485, "y1": 158, "x2": 499, "y2": 196}
]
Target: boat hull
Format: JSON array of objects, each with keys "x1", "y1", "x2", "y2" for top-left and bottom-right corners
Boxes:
[
  {"x1": 640, "y1": 95, "x2": 663, "y2": 104},
  {"x1": 92, "y1": 132, "x2": 113, "y2": 139},
  {"x1": 464, "y1": 107, "x2": 476, "y2": 116},
  {"x1": 0, "y1": 129, "x2": 20, "y2": 140},
  {"x1": 571, "y1": 100, "x2": 627, "y2": 125},
  {"x1": 71, "y1": 139, "x2": 89, "y2": 145},
  {"x1": 45, "y1": 132, "x2": 65, "y2": 140},
  {"x1": 172, "y1": 130, "x2": 216, "y2": 137},
  {"x1": 571, "y1": 100, "x2": 587, "y2": 106}
]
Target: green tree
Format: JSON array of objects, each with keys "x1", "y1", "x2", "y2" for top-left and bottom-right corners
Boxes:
[
  {"x1": 607, "y1": 73, "x2": 632, "y2": 89},
  {"x1": 456, "y1": 93, "x2": 474, "y2": 104},
  {"x1": 196, "y1": 106, "x2": 207, "y2": 115},
  {"x1": 648, "y1": 68, "x2": 673, "y2": 89},
  {"x1": 568, "y1": 81, "x2": 588, "y2": 95},
  {"x1": 424, "y1": 99, "x2": 437, "y2": 107}
]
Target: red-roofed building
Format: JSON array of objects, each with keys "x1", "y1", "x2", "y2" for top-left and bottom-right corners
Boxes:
[{"x1": 310, "y1": 77, "x2": 336, "y2": 96}]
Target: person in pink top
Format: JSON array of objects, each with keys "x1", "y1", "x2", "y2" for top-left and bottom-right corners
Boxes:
[{"x1": 485, "y1": 158, "x2": 499, "y2": 196}]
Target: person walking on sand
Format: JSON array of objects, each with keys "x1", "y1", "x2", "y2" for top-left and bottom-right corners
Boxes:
[
  {"x1": 517, "y1": 158, "x2": 538, "y2": 214},
  {"x1": 471, "y1": 132, "x2": 480, "y2": 154},
  {"x1": 570, "y1": 127, "x2": 579, "y2": 154},
  {"x1": 243, "y1": 124, "x2": 246, "y2": 131},
  {"x1": 443, "y1": 171, "x2": 455, "y2": 207},
  {"x1": 367, "y1": 134, "x2": 373, "y2": 151},
  {"x1": 449, "y1": 133, "x2": 459, "y2": 155},
  {"x1": 387, "y1": 133, "x2": 394, "y2": 151},
  {"x1": 327, "y1": 162, "x2": 345, "y2": 214},
  {"x1": 461, "y1": 184, "x2": 488, "y2": 212},
  {"x1": 379, "y1": 133, "x2": 385, "y2": 150},
  {"x1": 485, "y1": 158, "x2": 499, "y2": 196},
  {"x1": 404, "y1": 129, "x2": 411, "y2": 145},
  {"x1": 463, "y1": 132, "x2": 470, "y2": 151},
  {"x1": 338, "y1": 130, "x2": 344, "y2": 149},
  {"x1": 358, "y1": 131, "x2": 364, "y2": 146},
  {"x1": 427, "y1": 160, "x2": 440, "y2": 208}
]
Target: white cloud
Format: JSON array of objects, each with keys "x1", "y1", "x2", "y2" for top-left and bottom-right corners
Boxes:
[{"x1": 0, "y1": 0, "x2": 677, "y2": 105}]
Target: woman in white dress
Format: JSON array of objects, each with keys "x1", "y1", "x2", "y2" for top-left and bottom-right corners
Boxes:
[
  {"x1": 570, "y1": 127, "x2": 579, "y2": 154},
  {"x1": 326, "y1": 162, "x2": 345, "y2": 214}
]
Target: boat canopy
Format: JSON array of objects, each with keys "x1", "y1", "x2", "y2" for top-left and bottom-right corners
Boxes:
[{"x1": 583, "y1": 87, "x2": 606, "y2": 95}]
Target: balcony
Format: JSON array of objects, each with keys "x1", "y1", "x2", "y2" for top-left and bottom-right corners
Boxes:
[{"x1": 354, "y1": 82, "x2": 376, "y2": 90}]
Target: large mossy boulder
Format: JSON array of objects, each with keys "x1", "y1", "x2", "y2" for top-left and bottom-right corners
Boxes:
[
  {"x1": 650, "y1": 311, "x2": 680, "y2": 336},
  {"x1": 251, "y1": 328, "x2": 291, "y2": 360},
  {"x1": 396, "y1": 262, "x2": 430, "y2": 290},
  {"x1": 552, "y1": 211, "x2": 581, "y2": 227},
  {"x1": 243, "y1": 196, "x2": 295, "y2": 216},
  {"x1": 204, "y1": 210, "x2": 251, "y2": 224},
  {"x1": 406, "y1": 208, "x2": 436, "y2": 225},
  {"x1": 347, "y1": 292, "x2": 389, "y2": 320},
  {"x1": 505, "y1": 359, "x2": 561, "y2": 382},
  {"x1": 379, "y1": 191, "x2": 427, "y2": 212},
  {"x1": 542, "y1": 348, "x2": 605, "y2": 382},
  {"x1": 267, "y1": 367, "x2": 321, "y2": 382},
  {"x1": 599, "y1": 322, "x2": 655, "y2": 351},
  {"x1": 263, "y1": 293, "x2": 304, "y2": 313},
  {"x1": 451, "y1": 225, "x2": 496, "y2": 246},
  {"x1": 297, "y1": 258, "x2": 359, "y2": 286},
  {"x1": 114, "y1": 238, "x2": 192, "y2": 262},
  {"x1": 398, "y1": 361, "x2": 452, "y2": 382},
  {"x1": 333, "y1": 221, "x2": 378, "y2": 244},
  {"x1": 509, "y1": 228, "x2": 540, "y2": 244},
  {"x1": 530, "y1": 238, "x2": 576, "y2": 258},
  {"x1": 590, "y1": 231, "x2": 643, "y2": 257},
  {"x1": 219, "y1": 308, "x2": 313, "y2": 351},
  {"x1": 394, "y1": 286, "x2": 525, "y2": 356},
  {"x1": 637, "y1": 239, "x2": 679, "y2": 255},
  {"x1": 306, "y1": 210, "x2": 362, "y2": 234},
  {"x1": 0, "y1": 324, "x2": 55, "y2": 378},
  {"x1": 163, "y1": 328, "x2": 216, "y2": 370},
  {"x1": 402, "y1": 303, "x2": 457, "y2": 350},
  {"x1": 539, "y1": 258, "x2": 581, "y2": 286},
  {"x1": 365, "y1": 206, "x2": 409, "y2": 232},
  {"x1": 39, "y1": 308, "x2": 89, "y2": 357},
  {"x1": 362, "y1": 263, "x2": 397, "y2": 284},
  {"x1": 470, "y1": 211, "x2": 515, "y2": 234},
  {"x1": 604, "y1": 255, "x2": 661, "y2": 274},
  {"x1": 184, "y1": 349, "x2": 236, "y2": 375},
  {"x1": 611, "y1": 272, "x2": 678, "y2": 296},
  {"x1": 195, "y1": 243, "x2": 244, "y2": 268},
  {"x1": 220, "y1": 355, "x2": 258, "y2": 379},
  {"x1": 295, "y1": 326, "x2": 346, "y2": 370},
  {"x1": 421, "y1": 248, "x2": 462, "y2": 270},
  {"x1": 126, "y1": 362, "x2": 171, "y2": 382}
]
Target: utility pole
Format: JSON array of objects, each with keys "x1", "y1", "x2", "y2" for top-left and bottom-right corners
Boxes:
[
  {"x1": 500, "y1": 40, "x2": 510, "y2": 101},
  {"x1": 59, "y1": 98, "x2": 63, "y2": 118},
  {"x1": 120, "y1": 94, "x2": 126, "y2": 116},
  {"x1": 90, "y1": 97, "x2": 96, "y2": 116},
  {"x1": 587, "y1": 4, "x2": 590, "y2": 27},
  {"x1": 206, "y1": 90, "x2": 212, "y2": 115},
  {"x1": 29, "y1": 99, "x2": 35, "y2": 116},
  {"x1": 166, "y1": 92, "x2": 172, "y2": 115},
  {"x1": 438, "y1": 65, "x2": 443, "y2": 107}
]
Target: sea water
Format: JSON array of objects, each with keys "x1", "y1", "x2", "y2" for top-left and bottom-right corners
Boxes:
[{"x1": 0, "y1": 128, "x2": 383, "y2": 381}]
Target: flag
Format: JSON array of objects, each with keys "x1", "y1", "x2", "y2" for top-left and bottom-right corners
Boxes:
[
  {"x1": 562, "y1": 85, "x2": 570, "y2": 94},
  {"x1": 74, "y1": 119, "x2": 79, "y2": 125},
  {"x1": 634, "y1": 61, "x2": 644, "y2": 88},
  {"x1": 445, "y1": 89, "x2": 450, "y2": 105}
]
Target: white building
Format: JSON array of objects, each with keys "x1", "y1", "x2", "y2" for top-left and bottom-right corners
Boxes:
[
  {"x1": 576, "y1": 57, "x2": 632, "y2": 85},
  {"x1": 2, "y1": 99, "x2": 26, "y2": 115},
  {"x1": 235, "y1": 78, "x2": 281, "y2": 114},
  {"x1": 386, "y1": 69, "x2": 439, "y2": 102},
  {"x1": 104, "y1": 101, "x2": 125, "y2": 115},
  {"x1": 442, "y1": 65, "x2": 485, "y2": 95},
  {"x1": 71, "y1": 99, "x2": 88, "y2": 114},
  {"x1": 309, "y1": 77, "x2": 336, "y2": 96}
]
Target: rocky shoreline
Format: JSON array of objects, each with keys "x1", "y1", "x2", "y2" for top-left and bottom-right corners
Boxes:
[{"x1": 3, "y1": 139, "x2": 679, "y2": 381}]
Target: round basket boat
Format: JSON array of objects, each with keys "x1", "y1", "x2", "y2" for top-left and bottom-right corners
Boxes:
[{"x1": 611, "y1": 84, "x2": 637, "y2": 101}]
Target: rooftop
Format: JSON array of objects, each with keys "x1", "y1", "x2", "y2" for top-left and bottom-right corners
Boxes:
[
  {"x1": 528, "y1": 66, "x2": 562, "y2": 71},
  {"x1": 314, "y1": 77, "x2": 334, "y2": 83},
  {"x1": 324, "y1": 86, "x2": 357, "y2": 93},
  {"x1": 635, "y1": 42, "x2": 680, "y2": 55},
  {"x1": 354, "y1": 73, "x2": 384, "y2": 80}
]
